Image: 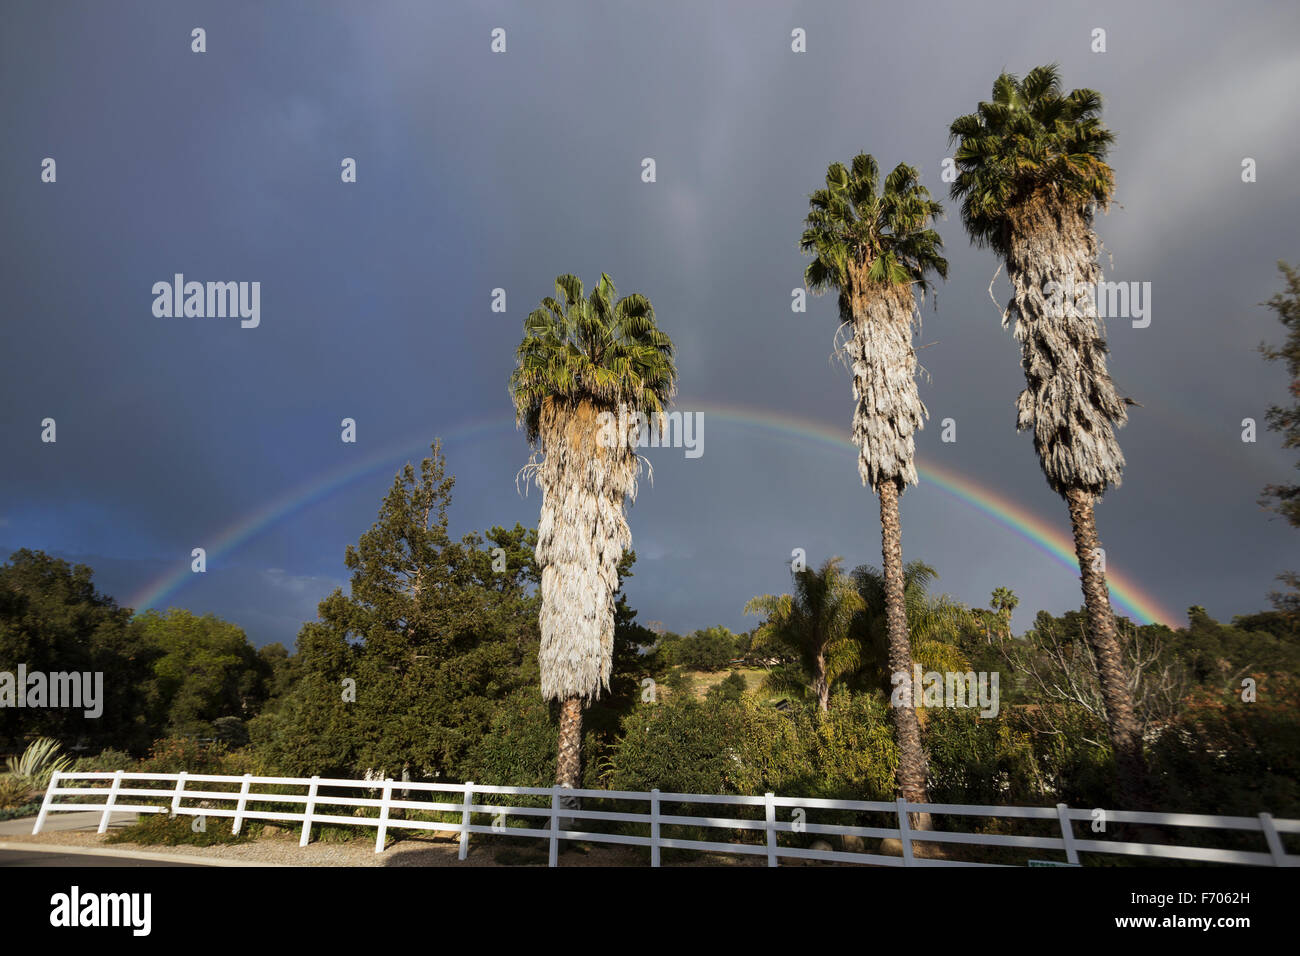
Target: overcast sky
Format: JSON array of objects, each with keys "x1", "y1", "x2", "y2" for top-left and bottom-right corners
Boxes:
[{"x1": 2, "y1": 0, "x2": 1297, "y2": 648}]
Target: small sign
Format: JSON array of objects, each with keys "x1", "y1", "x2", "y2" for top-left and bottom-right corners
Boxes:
[{"x1": 1028, "y1": 859, "x2": 1080, "y2": 867}]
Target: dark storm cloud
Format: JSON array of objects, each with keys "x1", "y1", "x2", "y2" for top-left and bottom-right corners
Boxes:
[{"x1": 2, "y1": 1, "x2": 1297, "y2": 646}]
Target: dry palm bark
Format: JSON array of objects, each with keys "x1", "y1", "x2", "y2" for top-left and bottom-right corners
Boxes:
[
  {"x1": 1003, "y1": 196, "x2": 1143, "y2": 805},
  {"x1": 847, "y1": 281, "x2": 931, "y2": 810},
  {"x1": 534, "y1": 398, "x2": 638, "y2": 793}
]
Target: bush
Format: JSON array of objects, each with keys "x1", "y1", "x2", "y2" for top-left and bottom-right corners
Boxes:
[
  {"x1": 601, "y1": 692, "x2": 896, "y2": 801},
  {"x1": 925, "y1": 707, "x2": 1044, "y2": 806},
  {"x1": 707, "y1": 671, "x2": 747, "y2": 703},
  {"x1": 140, "y1": 736, "x2": 230, "y2": 775},
  {"x1": 0, "y1": 773, "x2": 33, "y2": 809},
  {"x1": 213, "y1": 717, "x2": 250, "y2": 749},
  {"x1": 0, "y1": 801, "x2": 41, "y2": 821},
  {"x1": 669, "y1": 627, "x2": 740, "y2": 672},
  {"x1": 71, "y1": 748, "x2": 136, "y2": 774},
  {"x1": 464, "y1": 690, "x2": 557, "y2": 788},
  {"x1": 1148, "y1": 672, "x2": 1300, "y2": 817},
  {"x1": 106, "y1": 812, "x2": 252, "y2": 847}
]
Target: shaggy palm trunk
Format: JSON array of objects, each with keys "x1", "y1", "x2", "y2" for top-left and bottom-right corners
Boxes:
[
  {"x1": 879, "y1": 479, "x2": 930, "y2": 813},
  {"x1": 534, "y1": 398, "x2": 637, "y2": 808},
  {"x1": 847, "y1": 282, "x2": 932, "y2": 825},
  {"x1": 1066, "y1": 488, "x2": 1145, "y2": 807},
  {"x1": 1003, "y1": 197, "x2": 1145, "y2": 806}
]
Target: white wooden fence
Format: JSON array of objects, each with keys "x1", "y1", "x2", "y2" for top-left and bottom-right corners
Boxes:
[{"x1": 33, "y1": 771, "x2": 1300, "y2": 867}]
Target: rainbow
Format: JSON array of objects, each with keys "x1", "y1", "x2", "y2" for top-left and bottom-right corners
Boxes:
[
  {"x1": 127, "y1": 402, "x2": 1181, "y2": 628},
  {"x1": 689, "y1": 401, "x2": 1180, "y2": 627}
]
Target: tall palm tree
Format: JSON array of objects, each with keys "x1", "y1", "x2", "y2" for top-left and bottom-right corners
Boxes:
[
  {"x1": 948, "y1": 65, "x2": 1144, "y2": 804},
  {"x1": 745, "y1": 556, "x2": 864, "y2": 712},
  {"x1": 800, "y1": 154, "x2": 948, "y2": 806},
  {"x1": 510, "y1": 273, "x2": 676, "y2": 796}
]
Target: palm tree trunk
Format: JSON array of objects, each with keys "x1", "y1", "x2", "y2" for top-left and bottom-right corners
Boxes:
[
  {"x1": 879, "y1": 479, "x2": 930, "y2": 817},
  {"x1": 555, "y1": 695, "x2": 583, "y2": 828},
  {"x1": 813, "y1": 651, "x2": 829, "y2": 712},
  {"x1": 1064, "y1": 487, "x2": 1146, "y2": 807},
  {"x1": 556, "y1": 695, "x2": 583, "y2": 789}
]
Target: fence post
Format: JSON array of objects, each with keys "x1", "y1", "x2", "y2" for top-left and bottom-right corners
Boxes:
[
  {"x1": 1056, "y1": 803, "x2": 1080, "y2": 865},
  {"x1": 300, "y1": 775, "x2": 320, "y2": 848},
  {"x1": 549, "y1": 786, "x2": 560, "y2": 868},
  {"x1": 375, "y1": 778, "x2": 394, "y2": 853},
  {"x1": 32, "y1": 771, "x2": 62, "y2": 835},
  {"x1": 231, "y1": 773, "x2": 253, "y2": 835},
  {"x1": 764, "y1": 792, "x2": 778, "y2": 867},
  {"x1": 1259, "y1": 813, "x2": 1288, "y2": 866},
  {"x1": 97, "y1": 770, "x2": 125, "y2": 834},
  {"x1": 170, "y1": 772, "x2": 188, "y2": 818},
  {"x1": 896, "y1": 797, "x2": 914, "y2": 867},
  {"x1": 650, "y1": 789, "x2": 661, "y2": 868},
  {"x1": 458, "y1": 782, "x2": 474, "y2": 861}
]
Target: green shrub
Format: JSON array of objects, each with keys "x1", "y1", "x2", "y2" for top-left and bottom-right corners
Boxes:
[
  {"x1": 707, "y1": 671, "x2": 748, "y2": 703},
  {"x1": 0, "y1": 774, "x2": 34, "y2": 808},
  {"x1": 465, "y1": 690, "x2": 557, "y2": 788},
  {"x1": 669, "y1": 628, "x2": 741, "y2": 672},
  {"x1": 140, "y1": 736, "x2": 230, "y2": 775},
  {"x1": 106, "y1": 812, "x2": 252, "y2": 847},
  {"x1": 212, "y1": 717, "x2": 250, "y2": 749},
  {"x1": 1148, "y1": 673, "x2": 1300, "y2": 817},
  {"x1": 925, "y1": 707, "x2": 1044, "y2": 806},
  {"x1": 0, "y1": 801, "x2": 42, "y2": 821},
  {"x1": 71, "y1": 748, "x2": 136, "y2": 774}
]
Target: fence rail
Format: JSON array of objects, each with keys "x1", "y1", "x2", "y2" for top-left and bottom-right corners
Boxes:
[{"x1": 32, "y1": 771, "x2": 1300, "y2": 867}]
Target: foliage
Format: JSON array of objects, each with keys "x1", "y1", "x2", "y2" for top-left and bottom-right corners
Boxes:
[
  {"x1": 997, "y1": 610, "x2": 1188, "y2": 745},
  {"x1": 707, "y1": 671, "x2": 748, "y2": 703},
  {"x1": 847, "y1": 561, "x2": 978, "y2": 694},
  {"x1": 746, "y1": 557, "x2": 864, "y2": 710},
  {"x1": 0, "y1": 799, "x2": 42, "y2": 820},
  {"x1": 1148, "y1": 673, "x2": 1300, "y2": 817},
  {"x1": 801, "y1": 153, "x2": 948, "y2": 302},
  {"x1": 464, "y1": 689, "x2": 557, "y2": 788},
  {"x1": 139, "y1": 736, "x2": 231, "y2": 775},
  {"x1": 925, "y1": 708, "x2": 1044, "y2": 806},
  {"x1": 251, "y1": 445, "x2": 541, "y2": 780},
  {"x1": 71, "y1": 748, "x2": 136, "y2": 774},
  {"x1": 0, "y1": 774, "x2": 33, "y2": 808},
  {"x1": 601, "y1": 693, "x2": 896, "y2": 801},
  {"x1": 656, "y1": 626, "x2": 741, "y2": 672},
  {"x1": 509, "y1": 272, "x2": 676, "y2": 445},
  {"x1": 1259, "y1": 261, "x2": 1300, "y2": 529},
  {"x1": 136, "y1": 608, "x2": 270, "y2": 739},
  {"x1": 0, "y1": 550, "x2": 161, "y2": 752},
  {"x1": 948, "y1": 64, "x2": 1115, "y2": 258},
  {"x1": 6, "y1": 736, "x2": 73, "y2": 790},
  {"x1": 106, "y1": 812, "x2": 252, "y2": 847}
]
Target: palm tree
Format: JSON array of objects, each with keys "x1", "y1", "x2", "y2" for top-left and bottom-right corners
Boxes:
[
  {"x1": 745, "y1": 556, "x2": 864, "y2": 712},
  {"x1": 990, "y1": 586, "x2": 1020, "y2": 642},
  {"x1": 847, "y1": 562, "x2": 979, "y2": 699},
  {"x1": 948, "y1": 65, "x2": 1145, "y2": 804},
  {"x1": 800, "y1": 154, "x2": 948, "y2": 806},
  {"x1": 510, "y1": 273, "x2": 676, "y2": 797}
]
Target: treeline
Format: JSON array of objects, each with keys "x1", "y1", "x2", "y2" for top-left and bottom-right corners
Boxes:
[{"x1": 2, "y1": 445, "x2": 1298, "y2": 816}]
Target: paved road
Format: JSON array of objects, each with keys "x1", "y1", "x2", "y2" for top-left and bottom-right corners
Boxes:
[
  {"x1": 0, "y1": 811, "x2": 135, "y2": 836},
  {"x1": 0, "y1": 848, "x2": 202, "y2": 867}
]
